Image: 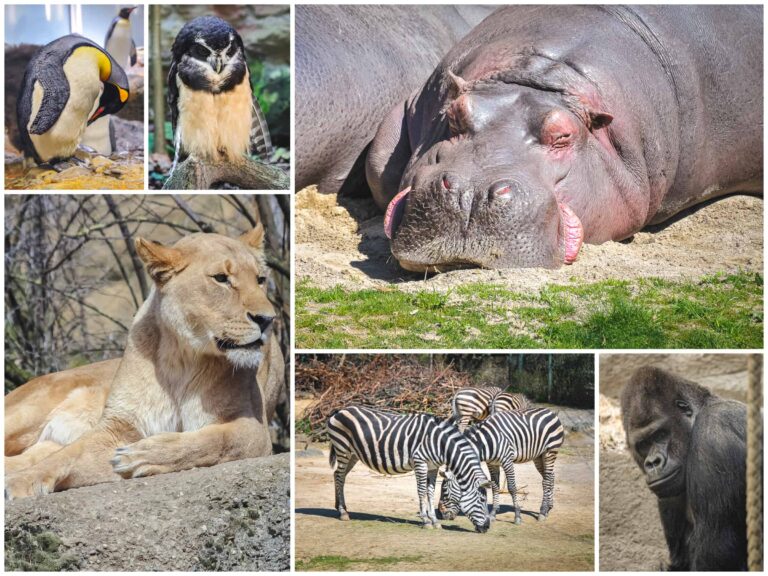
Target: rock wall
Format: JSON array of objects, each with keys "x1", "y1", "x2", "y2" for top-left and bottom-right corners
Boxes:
[{"x1": 5, "y1": 453, "x2": 290, "y2": 571}]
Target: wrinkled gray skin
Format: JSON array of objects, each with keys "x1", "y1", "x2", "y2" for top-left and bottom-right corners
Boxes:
[
  {"x1": 367, "y1": 6, "x2": 763, "y2": 271},
  {"x1": 296, "y1": 5, "x2": 495, "y2": 195}
]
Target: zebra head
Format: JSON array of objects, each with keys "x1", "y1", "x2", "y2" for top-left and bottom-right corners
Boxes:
[{"x1": 437, "y1": 469, "x2": 492, "y2": 532}]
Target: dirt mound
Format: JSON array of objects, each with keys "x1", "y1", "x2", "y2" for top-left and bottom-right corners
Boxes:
[
  {"x1": 5, "y1": 454, "x2": 289, "y2": 572},
  {"x1": 296, "y1": 187, "x2": 763, "y2": 292}
]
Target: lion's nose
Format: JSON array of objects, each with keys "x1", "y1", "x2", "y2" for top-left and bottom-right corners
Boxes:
[{"x1": 247, "y1": 313, "x2": 274, "y2": 333}]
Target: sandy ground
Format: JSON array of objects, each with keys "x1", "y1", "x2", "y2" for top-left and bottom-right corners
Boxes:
[
  {"x1": 296, "y1": 187, "x2": 762, "y2": 292},
  {"x1": 598, "y1": 354, "x2": 754, "y2": 571},
  {"x1": 295, "y1": 409, "x2": 595, "y2": 571}
]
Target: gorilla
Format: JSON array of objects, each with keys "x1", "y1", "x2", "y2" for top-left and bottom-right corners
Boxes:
[{"x1": 621, "y1": 366, "x2": 748, "y2": 571}]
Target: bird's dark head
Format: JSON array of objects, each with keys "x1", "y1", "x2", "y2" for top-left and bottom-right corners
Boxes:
[
  {"x1": 171, "y1": 16, "x2": 247, "y2": 90},
  {"x1": 118, "y1": 6, "x2": 137, "y2": 19},
  {"x1": 89, "y1": 53, "x2": 130, "y2": 124}
]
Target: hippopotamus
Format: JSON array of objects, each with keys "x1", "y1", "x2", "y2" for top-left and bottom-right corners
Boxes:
[
  {"x1": 296, "y1": 5, "x2": 495, "y2": 195},
  {"x1": 367, "y1": 5, "x2": 763, "y2": 271}
]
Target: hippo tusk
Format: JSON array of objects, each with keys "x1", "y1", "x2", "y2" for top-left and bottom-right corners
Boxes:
[
  {"x1": 384, "y1": 187, "x2": 411, "y2": 239},
  {"x1": 559, "y1": 203, "x2": 584, "y2": 264}
]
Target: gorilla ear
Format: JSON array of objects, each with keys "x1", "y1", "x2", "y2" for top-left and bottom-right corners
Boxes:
[
  {"x1": 239, "y1": 222, "x2": 265, "y2": 250},
  {"x1": 134, "y1": 238, "x2": 186, "y2": 285}
]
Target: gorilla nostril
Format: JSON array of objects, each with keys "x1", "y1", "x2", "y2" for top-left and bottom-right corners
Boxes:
[{"x1": 248, "y1": 313, "x2": 274, "y2": 332}]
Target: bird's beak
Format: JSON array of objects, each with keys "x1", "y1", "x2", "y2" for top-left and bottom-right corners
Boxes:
[
  {"x1": 128, "y1": 6, "x2": 138, "y2": 13},
  {"x1": 215, "y1": 57, "x2": 222, "y2": 74},
  {"x1": 88, "y1": 106, "x2": 106, "y2": 124}
]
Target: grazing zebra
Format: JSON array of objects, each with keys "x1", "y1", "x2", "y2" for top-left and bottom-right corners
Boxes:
[
  {"x1": 439, "y1": 407, "x2": 564, "y2": 525},
  {"x1": 327, "y1": 405, "x2": 492, "y2": 532},
  {"x1": 451, "y1": 386, "x2": 531, "y2": 431}
]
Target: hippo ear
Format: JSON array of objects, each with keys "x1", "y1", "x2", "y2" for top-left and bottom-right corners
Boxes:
[
  {"x1": 446, "y1": 70, "x2": 468, "y2": 99},
  {"x1": 589, "y1": 111, "x2": 614, "y2": 130}
]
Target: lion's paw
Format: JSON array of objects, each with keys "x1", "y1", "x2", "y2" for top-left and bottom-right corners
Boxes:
[
  {"x1": 110, "y1": 440, "x2": 174, "y2": 479},
  {"x1": 5, "y1": 471, "x2": 55, "y2": 500}
]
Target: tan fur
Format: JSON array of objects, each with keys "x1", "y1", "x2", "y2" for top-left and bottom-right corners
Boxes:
[
  {"x1": 176, "y1": 69, "x2": 253, "y2": 162},
  {"x1": 29, "y1": 47, "x2": 104, "y2": 162},
  {"x1": 5, "y1": 225, "x2": 285, "y2": 499}
]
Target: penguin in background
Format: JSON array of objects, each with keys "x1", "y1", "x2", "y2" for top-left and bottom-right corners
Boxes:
[
  {"x1": 82, "y1": 5, "x2": 138, "y2": 155},
  {"x1": 105, "y1": 6, "x2": 138, "y2": 69},
  {"x1": 16, "y1": 34, "x2": 130, "y2": 165}
]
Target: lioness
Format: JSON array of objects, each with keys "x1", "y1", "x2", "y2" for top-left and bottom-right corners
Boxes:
[{"x1": 5, "y1": 224, "x2": 284, "y2": 499}]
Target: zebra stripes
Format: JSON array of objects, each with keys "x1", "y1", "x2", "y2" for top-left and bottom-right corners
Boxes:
[
  {"x1": 451, "y1": 386, "x2": 531, "y2": 431},
  {"x1": 327, "y1": 405, "x2": 491, "y2": 531},
  {"x1": 439, "y1": 407, "x2": 564, "y2": 525}
]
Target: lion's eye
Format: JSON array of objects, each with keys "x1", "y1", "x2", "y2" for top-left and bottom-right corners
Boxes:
[
  {"x1": 257, "y1": 275, "x2": 267, "y2": 285},
  {"x1": 213, "y1": 273, "x2": 229, "y2": 284}
]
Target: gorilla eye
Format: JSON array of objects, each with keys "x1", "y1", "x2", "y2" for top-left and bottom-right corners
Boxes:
[
  {"x1": 675, "y1": 400, "x2": 692, "y2": 416},
  {"x1": 257, "y1": 275, "x2": 267, "y2": 285},
  {"x1": 213, "y1": 273, "x2": 229, "y2": 284}
]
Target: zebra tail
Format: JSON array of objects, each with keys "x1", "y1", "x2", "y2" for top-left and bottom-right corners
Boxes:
[
  {"x1": 250, "y1": 97, "x2": 273, "y2": 161},
  {"x1": 329, "y1": 444, "x2": 337, "y2": 470}
]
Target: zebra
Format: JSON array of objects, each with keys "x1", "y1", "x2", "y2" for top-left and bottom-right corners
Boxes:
[
  {"x1": 439, "y1": 407, "x2": 564, "y2": 525},
  {"x1": 451, "y1": 386, "x2": 531, "y2": 431},
  {"x1": 327, "y1": 405, "x2": 492, "y2": 532}
]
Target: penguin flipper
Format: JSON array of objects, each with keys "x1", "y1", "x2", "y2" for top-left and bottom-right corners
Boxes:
[
  {"x1": 130, "y1": 39, "x2": 137, "y2": 67},
  {"x1": 29, "y1": 63, "x2": 70, "y2": 135}
]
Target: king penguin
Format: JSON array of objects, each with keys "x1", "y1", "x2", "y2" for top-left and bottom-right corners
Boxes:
[
  {"x1": 17, "y1": 34, "x2": 130, "y2": 164},
  {"x1": 82, "y1": 6, "x2": 138, "y2": 154}
]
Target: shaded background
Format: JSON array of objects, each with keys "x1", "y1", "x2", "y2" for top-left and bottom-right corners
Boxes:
[
  {"x1": 5, "y1": 194, "x2": 290, "y2": 451},
  {"x1": 148, "y1": 5, "x2": 290, "y2": 188},
  {"x1": 599, "y1": 353, "x2": 759, "y2": 571}
]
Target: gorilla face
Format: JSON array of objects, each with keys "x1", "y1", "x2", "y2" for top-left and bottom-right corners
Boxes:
[{"x1": 621, "y1": 366, "x2": 712, "y2": 498}]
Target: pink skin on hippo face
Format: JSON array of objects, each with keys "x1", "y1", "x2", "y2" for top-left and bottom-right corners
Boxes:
[{"x1": 383, "y1": 80, "x2": 632, "y2": 271}]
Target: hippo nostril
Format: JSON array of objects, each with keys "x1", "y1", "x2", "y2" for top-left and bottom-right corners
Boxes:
[
  {"x1": 489, "y1": 180, "x2": 515, "y2": 197},
  {"x1": 441, "y1": 174, "x2": 453, "y2": 190},
  {"x1": 247, "y1": 313, "x2": 274, "y2": 332}
]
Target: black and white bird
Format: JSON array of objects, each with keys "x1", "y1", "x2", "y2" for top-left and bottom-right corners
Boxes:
[
  {"x1": 167, "y1": 15, "x2": 272, "y2": 165},
  {"x1": 16, "y1": 34, "x2": 130, "y2": 164},
  {"x1": 82, "y1": 6, "x2": 138, "y2": 155},
  {"x1": 105, "y1": 6, "x2": 138, "y2": 69}
]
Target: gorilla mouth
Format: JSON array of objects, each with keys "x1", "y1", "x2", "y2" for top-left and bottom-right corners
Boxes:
[
  {"x1": 215, "y1": 338, "x2": 264, "y2": 351},
  {"x1": 647, "y1": 467, "x2": 681, "y2": 489}
]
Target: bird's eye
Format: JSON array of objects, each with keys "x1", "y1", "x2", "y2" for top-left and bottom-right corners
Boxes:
[
  {"x1": 190, "y1": 44, "x2": 208, "y2": 59},
  {"x1": 257, "y1": 275, "x2": 267, "y2": 285},
  {"x1": 227, "y1": 43, "x2": 237, "y2": 57},
  {"x1": 213, "y1": 273, "x2": 229, "y2": 284}
]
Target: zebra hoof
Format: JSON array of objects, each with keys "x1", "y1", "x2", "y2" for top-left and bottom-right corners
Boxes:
[
  {"x1": 433, "y1": 523, "x2": 442, "y2": 529},
  {"x1": 422, "y1": 523, "x2": 434, "y2": 530},
  {"x1": 514, "y1": 517, "x2": 522, "y2": 525},
  {"x1": 538, "y1": 514, "x2": 547, "y2": 522},
  {"x1": 339, "y1": 512, "x2": 350, "y2": 521}
]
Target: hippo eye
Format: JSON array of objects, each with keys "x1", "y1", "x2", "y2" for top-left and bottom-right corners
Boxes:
[{"x1": 552, "y1": 133, "x2": 572, "y2": 148}]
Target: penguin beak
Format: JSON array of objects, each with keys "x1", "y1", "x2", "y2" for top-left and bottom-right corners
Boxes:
[{"x1": 88, "y1": 107, "x2": 106, "y2": 124}]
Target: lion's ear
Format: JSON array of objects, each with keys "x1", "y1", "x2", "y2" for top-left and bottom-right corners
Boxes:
[
  {"x1": 239, "y1": 222, "x2": 265, "y2": 250},
  {"x1": 134, "y1": 238, "x2": 185, "y2": 285}
]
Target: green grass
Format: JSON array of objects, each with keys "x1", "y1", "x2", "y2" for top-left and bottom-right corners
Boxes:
[
  {"x1": 296, "y1": 554, "x2": 422, "y2": 571},
  {"x1": 296, "y1": 272, "x2": 763, "y2": 349}
]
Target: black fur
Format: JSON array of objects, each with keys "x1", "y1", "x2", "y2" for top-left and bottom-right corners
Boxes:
[{"x1": 621, "y1": 366, "x2": 748, "y2": 571}]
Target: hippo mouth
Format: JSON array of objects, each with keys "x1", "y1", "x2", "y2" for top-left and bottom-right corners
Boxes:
[
  {"x1": 559, "y1": 202, "x2": 584, "y2": 265},
  {"x1": 384, "y1": 186, "x2": 584, "y2": 266}
]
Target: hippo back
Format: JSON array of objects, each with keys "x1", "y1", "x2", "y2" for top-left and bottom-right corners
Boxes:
[{"x1": 295, "y1": 5, "x2": 494, "y2": 195}]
